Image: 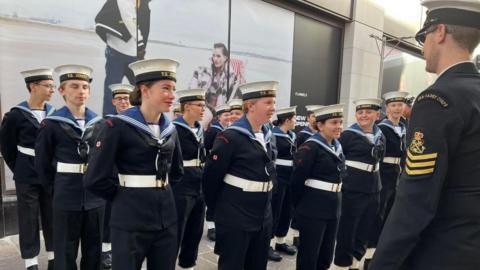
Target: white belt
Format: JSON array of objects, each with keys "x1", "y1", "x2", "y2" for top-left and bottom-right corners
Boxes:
[
  {"x1": 224, "y1": 174, "x2": 272, "y2": 192},
  {"x1": 17, "y1": 145, "x2": 35, "y2": 157},
  {"x1": 183, "y1": 159, "x2": 201, "y2": 167},
  {"x1": 118, "y1": 174, "x2": 169, "y2": 188},
  {"x1": 345, "y1": 160, "x2": 379, "y2": 172},
  {"x1": 305, "y1": 179, "x2": 342, "y2": 192},
  {"x1": 275, "y1": 159, "x2": 293, "y2": 167},
  {"x1": 56, "y1": 162, "x2": 88, "y2": 174},
  {"x1": 383, "y1": 157, "x2": 401, "y2": 165}
]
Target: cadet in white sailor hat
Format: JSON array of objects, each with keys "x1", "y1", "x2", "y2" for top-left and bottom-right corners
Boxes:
[
  {"x1": 371, "y1": 1, "x2": 480, "y2": 269},
  {"x1": 292, "y1": 104, "x2": 346, "y2": 270},
  {"x1": 333, "y1": 98, "x2": 386, "y2": 270},
  {"x1": 85, "y1": 59, "x2": 184, "y2": 270},
  {"x1": 204, "y1": 81, "x2": 278, "y2": 269},
  {"x1": 172, "y1": 102, "x2": 182, "y2": 118},
  {"x1": 297, "y1": 105, "x2": 324, "y2": 147},
  {"x1": 0, "y1": 68, "x2": 56, "y2": 270},
  {"x1": 109, "y1": 84, "x2": 134, "y2": 114},
  {"x1": 227, "y1": 98, "x2": 243, "y2": 124}
]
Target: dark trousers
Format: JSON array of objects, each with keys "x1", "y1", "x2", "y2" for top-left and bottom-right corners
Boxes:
[
  {"x1": 102, "y1": 201, "x2": 111, "y2": 243},
  {"x1": 215, "y1": 224, "x2": 271, "y2": 270},
  {"x1": 206, "y1": 207, "x2": 214, "y2": 222},
  {"x1": 271, "y1": 181, "x2": 293, "y2": 238},
  {"x1": 297, "y1": 216, "x2": 338, "y2": 270},
  {"x1": 174, "y1": 194, "x2": 205, "y2": 268},
  {"x1": 368, "y1": 186, "x2": 396, "y2": 248},
  {"x1": 102, "y1": 46, "x2": 136, "y2": 116},
  {"x1": 53, "y1": 206, "x2": 104, "y2": 270},
  {"x1": 15, "y1": 182, "x2": 54, "y2": 259},
  {"x1": 111, "y1": 225, "x2": 177, "y2": 270},
  {"x1": 334, "y1": 191, "x2": 379, "y2": 267}
]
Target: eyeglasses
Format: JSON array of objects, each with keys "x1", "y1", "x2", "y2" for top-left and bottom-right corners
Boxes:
[
  {"x1": 33, "y1": 83, "x2": 56, "y2": 90},
  {"x1": 188, "y1": 103, "x2": 206, "y2": 109},
  {"x1": 114, "y1": 97, "x2": 130, "y2": 102}
]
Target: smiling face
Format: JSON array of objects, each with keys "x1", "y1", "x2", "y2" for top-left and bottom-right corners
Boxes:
[
  {"x1": 355, "y1": 109, "x2": 379, "y2": 130},
  {"x1": 386, "y1": 101, "x2": 405, "y2": 121},
  {"x1": 58, "y1": 80, "x2": 90, "y2": 106},
  {"x1": 318, "y1": 117, "x2": 343, "y2": 141},
  {"x1": 229, "y1": 109, "x2": 244, "y2": 123},
  {"x1": 141, "y1": 80, "x2": 176, "y2": 113},
  {"x1": 218, "y1": 111, "x2": 231, "y2": 127}
]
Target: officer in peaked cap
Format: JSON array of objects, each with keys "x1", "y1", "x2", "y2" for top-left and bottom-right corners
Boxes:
[{"x1": 370, "y1": 1, "x2": 480, "y2": 269}]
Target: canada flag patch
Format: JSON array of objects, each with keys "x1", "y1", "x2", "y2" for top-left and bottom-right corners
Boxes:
[
  {"x1": 213, "y1": 154, "x2": 218, "y2": 160},
  {"x1": 96, "y1": 141, "x2": 102, "y2": 148}
]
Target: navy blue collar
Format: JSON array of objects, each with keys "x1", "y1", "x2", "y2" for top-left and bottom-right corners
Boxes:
[
  {"x1": 272, "y1": 126, "x2": 296, "y2": 144},
  {"x1": 173, "y1": 116, "x2": 203, "y2": 142},
  {"x1": 345, "y1": 123, "x2": 383, "y2": 145},
  {"x1": 15, "y1": 101, "x2": 55, "y2": 117},
  {"x1": 112, "y1": 106, "x2": 175, "y2": 141},
  {"x1": 47, "y1": 106, "x2": 101, "y2": 131},
  {"x1": 300, "y1": 126, "x2": 314, "y2": 136},
  {"x1": 210, "y1": 121, "x2": 225, "y2": 131},
  {"x1": 306, "y1": 133, "x2": 343, "y2": 160},
  {"x1": 378, "y1": 119, "x2": 405, "y2": 137},
  {"x1": 227, "y1": 116, "x2": 272, "y2": 143}
]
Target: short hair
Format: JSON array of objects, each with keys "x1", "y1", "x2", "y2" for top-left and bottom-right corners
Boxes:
[
  {"x1": 446, "y1": 24, "x2": 480, "y2": 53},
  {"x1": 243, "y1": 99, "x2": 257, "y2": 114}
]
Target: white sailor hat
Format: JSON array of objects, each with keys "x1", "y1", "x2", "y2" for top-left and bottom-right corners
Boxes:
[
  {"x1": 54, "y1": 64, "x2": 93, "y2": 83},
  {"x1": 305, "y1": 105, "x2": 324, "y2": 112},
  {"x1": 353, "y1": 98, "x2": 383, "y2": 111},
  {"x1": 109, "y1": 83, "x2": 134, "y2": 97},
  {"x1": 313, "y1": 104, "x2": 344, "y2": 122},
  {"x1": 176, "y1": 88, "x2": 206, "y2": 103},
  {"x1": 239, "y1": 81, "x2": 278, "y2": 101},
  {"x1": 228, "y1": 99, "x2": 243, "y2": 110},
  {"x1": 128, "y1": 59, "x2": 179, "y2": 84},
  {"x1": 20, "y1": 68, "x2": 54, "y2": 83},
  {"x1": 275, "y1": 106, "x2": 297, "y2": 119},
  {"x1": 173, "y1": 102, "x2": 181, "y2": 113},
  {"x1": 382, "y1": 91, "x2": 409, "y2": 104},
  {"x1": 215, "y1": 104, "x2": 231, "y2": 115},
  {"x1": 416, "y1": 0, "x2": 480, "y2": 44}
]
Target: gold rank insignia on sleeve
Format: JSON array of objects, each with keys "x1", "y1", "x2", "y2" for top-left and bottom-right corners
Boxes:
[{"x1": 405, "y1": 131, "x2": 438, "y2": 176}]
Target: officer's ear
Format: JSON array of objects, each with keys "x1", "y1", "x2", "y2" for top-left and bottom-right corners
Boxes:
[{"x1": 435, "y1": 24, "x2": 448, "y2": 44}]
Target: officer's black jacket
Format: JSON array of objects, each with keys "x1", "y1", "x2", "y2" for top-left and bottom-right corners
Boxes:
[
  {"x1": 272, "y1": 126, "x2": 296, "y2": 184},
  {"x1": 291, "y1": 133, "x2": 345, "y2": 219},
  {"x1": 204, "y1": 121, "x2": 224, "y2": 154},
  {"x1": 377, "y1": 119, "x2": 406, "y2": 189},
  {"x1": 172, "y1": 116, "x2": 205, "y2": 196},
  {"x1": 340, "y1": 123, "x2": 386, "y2": 194},
  {"x1": 296, "y1": 126, "x2": 314, "y2": 147},
  {"x1": 84, "y1": 106, "x2": 183, "y2": 231},
  {"x1": 203, "y1": 116, "x2": 275, "y2": 231},
  {"x1": 0, "y1": 102, "x2": 55, "y2": 184},
  {"x1": 371, "y1": 62, "x2": 480, "y2": 270},
  {"x1": 35, "y1": 106, "x2": 104, "y2": 211}
]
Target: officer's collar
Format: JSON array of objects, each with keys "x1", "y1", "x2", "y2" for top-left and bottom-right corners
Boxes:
[
  {"x1": 47, "y1": 106, "x2": 101, "y2": 131},
  {"x1": 112, "y1": 106, "x2": 175, "y2": 141},
  {"x1": 272, "y1": 126, "x2": 296, "y2": 143},
  {"x1": 299, "y1": 126, "x2": 315, "y2": 135},
  {"x1": 306, "y1": 133, "x2": 343, "y2": 160},
  {"x1": 346, "y1": 123, "x2": 383, "y2": 144},
  {"x1": 435, "y1": 61, "x2": 476, "y2": 82},
  {"x1": 378, "y1": 118, "x2": 405, "y2": 137},
  {"x1": 210, "y1": 121, "x2": 225, "y2": 131},
  {"x1": 228, "y1": 116, "x2": 272, "y2": 143},
  {"x1": 173, "y1": 116, "x2": 203, "y2": 142},
  {"x1": 15, "y1": 101, "x2": 55, "y2": 117}
]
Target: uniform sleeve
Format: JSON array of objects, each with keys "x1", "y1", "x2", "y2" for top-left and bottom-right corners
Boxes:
[
  {"x1": 0, "y1": 111, "x2": 18, "y2": 171},
  {"x1": 202, "y1": 131, "x2": 235, "y2": 211},
  {"x1": 35, "y1": 121, "x2": 56, "y2": 187},
  {"x1": 204, "y1": 128, "x2": 217, "y2": 154},
  {"x1": 370, "y1": 91, "x2": 463, "y2": 270},
  {"x1": 84, "y1": 120, "x2": 120, "y2": 201},
  {"x1": 168, "y1": 132, "x2": 184, "y2": 183},
  {"x1": 291, "y1": 142, "x2": 317, "y2": 206}
]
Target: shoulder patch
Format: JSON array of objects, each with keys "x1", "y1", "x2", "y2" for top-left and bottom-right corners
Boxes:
[
  {"x1": 105, "y1": 119, "x2": 114, "y2": 127},
  {"x1": 405, "y1": 130, "x2": 438, "y2": 176},
  {"x1": 416, "y1": 92, "x2": 449, "y2": 107},
  {"x1": 216, "y1": 134, "x2": 229, "y2": 144}
]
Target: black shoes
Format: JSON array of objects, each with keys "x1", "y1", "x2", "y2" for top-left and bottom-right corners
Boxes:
[
  {"x1": 101, "y1": 251, "x2": 112, "y2": 269},
  {"x1": 363, "y1": 259, "x2": 371, "y2": 270},
  {"x1": 275, "y1": 243, "x2": 297, "y2": 255},
  {"x1": 47, "y1": 260, "x2": 54, "y2": 270},
  {"x1": 207, "y1": 228, "x2": 216, "y2": 241},
  {"x1": 268, "y1": 247, "x2": 283, "y2": 262},
  {"x1": 293, "y1": 236, "x2": 300, "y2": 248},
  {"x1": 26, "y1": 265, "x2": 38, "y2": 270}
]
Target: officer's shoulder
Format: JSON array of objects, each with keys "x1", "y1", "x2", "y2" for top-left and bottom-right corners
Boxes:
[{"x1": 415, "y1": 88, "x2": 452, "y2": 110}]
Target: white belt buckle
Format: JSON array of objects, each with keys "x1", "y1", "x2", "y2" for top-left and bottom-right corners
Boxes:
[{"x1": 80, "y1": 163, "x2": 88, "y2": 174}]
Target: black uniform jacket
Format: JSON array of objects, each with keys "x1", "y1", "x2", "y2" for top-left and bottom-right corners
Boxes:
[
  {"x1": 291, "y1": 133, "x2": 346, "y2": 219},
  {"x1": 272, "y1": 126, "x2": 296, "y2": 184},
  {"x1": 340, "y1": 123, "x2": 386, "y2": 194},
  {"x1": 0, "y1": 101, "x2": 55, "y2": 184},
  {"x1": 371, "y1": 62, "x2": 480, "y2": 270},
  {"x1": 203, "y1": 116, "x2": 275, "y2": 231},
  {"x1": 377, "y1": 119, "x2": 406, "y2": 189},
  {"x1": 84, "y1": 106, "x2": 183, "y2": 231},
  {"x1": 204, "y1": 121, "x2": 224, "y2": 154},
  {"x1": 296, "y1": 126, "x2": 314, "y2": 147},
  {"x1": 172, "y1": 116, "x2": 205, "y2": 196},
  {"x1": 35, "y1": 106, "x2": 104, "y2": 211}
]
